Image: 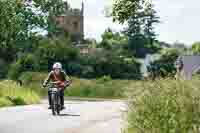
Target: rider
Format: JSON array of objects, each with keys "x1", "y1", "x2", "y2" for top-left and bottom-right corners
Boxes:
[{"x1": 43, "y1": 62, "x2": 70, "y2": 110}]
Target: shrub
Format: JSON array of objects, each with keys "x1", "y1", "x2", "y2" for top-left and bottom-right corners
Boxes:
[
  {"x1": 35, "y1": 38, "x2": 79, "y2": 71},
  {"x1": 148, "y1": 48, "x2": 180, "y2": 78},
  {"x1": 20, "y1": 54, "x2": 39, "y2": 71},
  {"x1": 81, "y1": 65, "x2": 95, "y2": 78},
  {"x1": 125, "y1": 79, "x2": 200, "y2": 133},
  {"x1": 67, "y1": 77, "x2": 130, "y2": 98},
  {"x1": 18, "y1": 72, "x2": 132, "y2": 98},
  {"x1": 0, "y1": 59, "x2": 8, "y2": 79},
  {"x1": 80, "y1": 53, "x2": 141, "y2": 79},
  {"x1": 8, "y1": 61, "x2": 23, "y2": 80},
  {"x1": 7, "y1": 53, "x2": 39, "y2": 80},
  {"x1": 97, "y1": 75, "x2": 112, "y2": 83},
  {"x1": 0, "y1": 80, "x2": 40, "y2": 107},
  {"x1": 191, "y1": 42, "x2": 200, "y2": 54},
  {"x1": 67, "y1": 62, "x2": 83, "y2": 75},
  {"x1": 0, "y1": 98, "x2": 13, "y2": 107},
  {"x1": 19, "y1": 72, "x2": 46, "y2": 96}
]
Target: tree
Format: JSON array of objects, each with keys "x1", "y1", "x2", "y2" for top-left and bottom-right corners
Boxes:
[
  {"x1": 148, "y1": 48, "x2": 180, "y2": 78},
  {"x1": 0, "y1": 0, "x2": 41, "y2": 62},
  {"x1": 0, "y1": 0, "x2": 71, "y2": 63},
  {"x1": 112, "y1": 0, "x2": 160, "y2": 58},
  {"x1": 100, "y1": 28, "x2": 128, "y2": 50},
  {"x1": 34, "y1": 37, "x2": 78, "y2": 71},
  {"x1": 33, "y1": 0, "x2": 70, "y2": 36},
  {"x1": 191, "y1": 42, "x2": 200, "y2": 54}
]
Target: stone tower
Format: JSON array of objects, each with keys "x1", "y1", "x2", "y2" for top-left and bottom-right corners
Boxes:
[{"x1": 55, "y1": 1, "x2": 84, "y2": 42}]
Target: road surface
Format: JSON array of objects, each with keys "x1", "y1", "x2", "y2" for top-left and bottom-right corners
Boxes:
[{"x1": 0, "y1": 100, "x2": 126, "y2": 133}]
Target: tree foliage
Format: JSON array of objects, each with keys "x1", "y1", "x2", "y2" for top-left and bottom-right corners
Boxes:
[
  {"x1": 112, "y1": 0, "x2": 160, "y2": 58},
  {"x1": 0, "y1": 0, "x2": 41, "y2": 62},
  {"x1": 148, "y1": 48, "x2": 180, "y2": 78},
  {"x1": 100, "y1": 28, "x2": 128, "y2": 50},
  {"x1": 191, "y1": 42, "x2": 200, "y2": 54}
]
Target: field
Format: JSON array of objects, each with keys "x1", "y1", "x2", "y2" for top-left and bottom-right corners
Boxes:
[
  {"x1": 0, "y1": 72, "x2": 133, "y2": 107},
  {"x1": 19, "y1": 72, "x2": 133, "y2": 99}
]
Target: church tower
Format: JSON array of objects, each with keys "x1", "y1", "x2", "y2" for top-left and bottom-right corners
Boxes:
[
  {"x1": 55, "y1": 1, "x2": 85, "y2": 42},
  {"x1": 80, "y1": 1, "x2": 84, "y2": 39}
]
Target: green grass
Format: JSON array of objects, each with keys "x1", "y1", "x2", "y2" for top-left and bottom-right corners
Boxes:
[
  {"x1": 19, "y1": 72, "x2": 132, "y2": 98},
  {"x1": 124, "y1": 78, "x2": 200, "y2": 133},
  {"x1": 0, "y1": 80, "x2": 40, "y2": 107}
]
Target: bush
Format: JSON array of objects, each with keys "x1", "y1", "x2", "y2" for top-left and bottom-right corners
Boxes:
[
  {"x1": 80, "y1": 53, "x2": 141, "y2": 79},
  {"x1": 8, "y1": 61, "x2": 23, "y2": 80},
  {"x1": 19, "y1": 72, "x2": 46, "y2": 96},
  {"x1": 191, "y1": 42, "x2": 200, "y2": 54},
  {"x1": 0, "y1": 80, "x2": 40, "y2": 107},
  {"x1": 67, "y1": 77, "x2": 130, "y2": 98},
  {"x1": 67, "y1": 62, "x2": 83, "y2": 75},
  {"x1": 19, "y1": 72, "x2": 131, "y2": 98},
  {"x1": 35, "y1": 38, "x2": 79, "y2": 71},
  {"x1": 148, "y1": 48, "x2": 180, "y2": 78},
  {"x1": 20, "y1": 54, "x2": 39, "y2": 71},
  {"x1": 0, "y1": 98, "x2": 13, "y2": 107},
  {"x1": 0, "y1": 59, "x2": 8, "y2": 79},
  {"x1": 125, "y1": 79, "x2": 200, "y2": 133},
  {"x1": 8, "y1": 96, "x2": 26, "y2": 105},
  {"x1": 8, "y1": 53, "x2": 39, "y2": 80},
  {"x1": 81, "y1": 65, "x2": 95, "y2": 78}
]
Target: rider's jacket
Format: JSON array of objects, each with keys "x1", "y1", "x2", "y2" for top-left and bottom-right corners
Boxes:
[{"x1": 43, "y1": 71, "x2": 69, "y2": 88}]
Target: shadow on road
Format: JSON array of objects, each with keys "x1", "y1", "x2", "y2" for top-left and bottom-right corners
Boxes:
[{"x1": 58, "y1": 114, "x2": 80, "y2": 117}]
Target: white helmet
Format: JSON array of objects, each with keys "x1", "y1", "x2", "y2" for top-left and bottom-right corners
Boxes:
[{"x1": 53, "y1": 62, "x2": 62, "y2": 69}]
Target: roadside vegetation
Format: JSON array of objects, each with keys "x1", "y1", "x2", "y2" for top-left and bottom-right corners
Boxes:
[
  {"x1": 0, "y1": 80, "x2": 40, "y2": 107},
  {"x1": 124, "y1": 77, "x2": 200, "y2": 133},
  {"x1": 19, "y1": 72, "x2": 132, "y2": 98}
]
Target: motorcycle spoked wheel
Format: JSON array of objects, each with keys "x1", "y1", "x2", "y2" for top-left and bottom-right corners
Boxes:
[
  {"x1": 56, "y1": 93, "x2": 61, "y2": 115},
  {"x1": 51, "y1": 93, "x2": 56, "y2": 115}
]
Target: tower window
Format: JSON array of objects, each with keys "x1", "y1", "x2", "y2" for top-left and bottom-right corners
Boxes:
[{"x1": 73, "y1": 21, "x2": 78, "y2": 30}]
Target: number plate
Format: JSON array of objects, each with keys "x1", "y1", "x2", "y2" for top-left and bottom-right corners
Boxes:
[{"x1": 51, "y1": 88, "x2": 58, "y2": 91}]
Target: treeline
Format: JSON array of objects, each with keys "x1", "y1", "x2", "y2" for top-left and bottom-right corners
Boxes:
[
  {"x1": 7, "y1": 35, "x2": 141, "y2": 80},
  {"x1": 0, "y1": 0, "x2": 148, "y2": 80},
  {"x1": 0, "y1": 0, "x2": 142, "y2": 80},
  {"x1": 3, "y1": 0, "x2": 200, "y2": 80}
]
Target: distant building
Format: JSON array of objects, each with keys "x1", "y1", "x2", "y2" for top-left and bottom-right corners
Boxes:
[
  {"x1": 178, "y1": 55, "x2": 200, "y2": 80},
  {"x1": 159, "y1": 41, "x2": 171, "y2": 49},
  {"x1": 55, "y1": 2, "x2": 84, "y2": 42}
]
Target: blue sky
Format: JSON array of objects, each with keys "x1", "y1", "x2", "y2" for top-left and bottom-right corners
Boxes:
[{"x1": 68, "y1": 0, "x2": 200, "y2": 45}]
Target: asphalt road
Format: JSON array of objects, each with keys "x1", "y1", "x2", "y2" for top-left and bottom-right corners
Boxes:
[{"x1": 0, "y1": 100, "x2": 126, "y2": 133}]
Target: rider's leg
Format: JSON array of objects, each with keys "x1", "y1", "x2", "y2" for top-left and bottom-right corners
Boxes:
[
  {"x1": 60, "y1": 89, "x2": 65, "y2": 108},
  {"x1": 48, "y1": 90, "x2": 52, "y2": 108}
]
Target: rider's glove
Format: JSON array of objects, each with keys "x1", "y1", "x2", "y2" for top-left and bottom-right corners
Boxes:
[
  {"x1": 42, "y1": 83, "x2": 47, "y2": 88},
  {"x1": 64, "y1": 80, "x2": 71, "y2": 87}
]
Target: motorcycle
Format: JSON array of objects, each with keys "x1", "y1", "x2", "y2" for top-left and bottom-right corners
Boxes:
[{"x1": 44, "y1": 81, "x2": 71, "y2": 116}]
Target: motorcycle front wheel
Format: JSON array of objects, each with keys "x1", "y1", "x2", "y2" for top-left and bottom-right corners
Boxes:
[
  {"x1": 51, "y1": 93, "x2": 56, "y2": 115},
  {"x1": 56, "y1": 93, "x2": 61, "y2": 115}
]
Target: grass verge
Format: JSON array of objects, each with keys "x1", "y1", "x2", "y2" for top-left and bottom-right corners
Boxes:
[
  {"x1": 19, "y1": 72, "x2": 132, "y2": 98},
  {"x1": 0, "y1": 80, "x2": 40, "y2": 107},
  {"x1": 124, "y1": 78, "x2": 200, "y2": 133}
]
